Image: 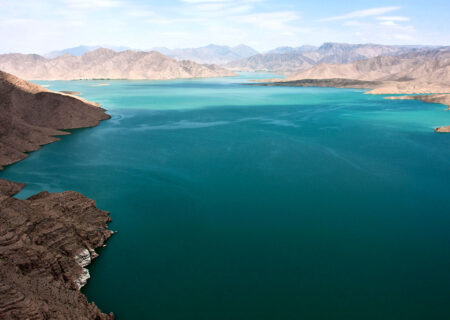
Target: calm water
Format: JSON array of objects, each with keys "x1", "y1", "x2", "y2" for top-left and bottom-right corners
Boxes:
[{"x1": 1, "y1": 74, "x2": 450, "y2": 319}]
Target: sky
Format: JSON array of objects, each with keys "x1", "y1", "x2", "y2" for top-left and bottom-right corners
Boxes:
[{"x1": 0, "y1": 0, "x2": 449, "y2": 54}]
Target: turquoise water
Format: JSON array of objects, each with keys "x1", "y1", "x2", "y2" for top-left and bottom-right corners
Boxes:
[{"x1": 1, "y1": 74, "x2": 450, "y2": 319}]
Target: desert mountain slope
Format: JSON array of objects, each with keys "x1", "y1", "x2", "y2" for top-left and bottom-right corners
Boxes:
[
  {"x1": 266, "y1": 45, "x2": 318, "y2": 55},
  {"x1": 286, "y1": 48, "x2": 450, "y2": 83},
  {"x1": 225, "y1": 52, "x2": 316, "y2": 72},
  {"x1": 0, "y1": 48, "x2": 236, "y2": 80},
  {"x1": 0, "y1": 70, "x2": 110, "y2": 169},
  {"x1": 227, "y1": 43, "x2": 440, "y2": 72},
  {"x1": 45, "y1": 45, "x2": 130, "y2": 58},
  {"x1": 154, "y1": 44, "x2": 259, "y2": 64}
]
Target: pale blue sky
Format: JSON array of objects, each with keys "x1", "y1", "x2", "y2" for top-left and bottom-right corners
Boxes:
[{"x1": 0, "y1": 0, "x2": 449, "y2": 54}]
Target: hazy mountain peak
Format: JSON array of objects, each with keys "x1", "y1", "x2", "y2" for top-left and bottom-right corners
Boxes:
[
  {"x1": 0, "y1": 49, "x2": 236, "y2": 80},
  {"x1": 228, "y1": 42, "x2": 444, "y2": 72},
  {"x1": 150, "y1": 44, "x2": 259, "y2": 64},
  {"x1": 45, "y1": 45, "x2": 130, "y2": 58},
  {"x1": 286, "y1": 47, "x2": 450, "y2": 84}
]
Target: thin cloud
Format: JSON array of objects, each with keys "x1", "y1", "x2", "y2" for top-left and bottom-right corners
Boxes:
[
  {"x1": 61, "y1": 0, "x2": 123, "y2": 8},
  {"x1": 319, "y1": 6, "x2": 401, "y2": 21},
  {"x1": 181, "y1": 0, "x2": 260, "y2": 3},
  {"x1": 235, "y1": 11, "x2": 300, "y2": 29},
  {"x1": 376, "y1": 16, "x2": 410, "y2": 21},
  {"x1": 379, "y1": 21, "x2": 397, "y2": 26},
  {"x1": 181, "y1": 0, "x2": 231, "y2": 3}
]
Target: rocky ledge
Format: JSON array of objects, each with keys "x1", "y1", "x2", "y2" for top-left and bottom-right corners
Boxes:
[{"x1": 0, "y1": 179, "x2": 114, "y2": 319}]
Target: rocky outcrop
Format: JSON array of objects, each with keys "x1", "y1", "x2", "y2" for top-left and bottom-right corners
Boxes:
[
  {"x1": 0, "y1": 70, "x2": 110, "y2": 169},
  {"x1": 0, "y1": 48, "x2": 237, "y2": 80},
  {"x1": 0, "y1": 178, "x2": 114, "y2": 319}
]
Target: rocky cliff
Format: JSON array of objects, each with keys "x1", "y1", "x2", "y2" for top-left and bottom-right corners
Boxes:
[{"x1": 0, "y1": 178, "x2": 114, "y2": 319}]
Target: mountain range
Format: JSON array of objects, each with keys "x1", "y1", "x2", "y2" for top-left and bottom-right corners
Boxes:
[
  {"x1": 286, "y1": 47, "x2": 450, "y2": 84},
  {"x1": 0, "y1": 48, "x2": 235, "y2": 80},
  {"x1": 151, "y1": 44, "x2": 259, "y2": 64},
  {"x1": 45, "y1": 45, "x2": 130, "y2": 58},
  {"x1": 226, "y1": 43, "x2": 442, "y2": 72}
]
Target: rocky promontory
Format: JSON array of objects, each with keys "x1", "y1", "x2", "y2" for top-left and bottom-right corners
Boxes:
[
  {"x1": 0, "y1": 70, "x2": 111, "y2": 169},
  {"x1": 0, "y1": 179, "x2": 114, "y2": 319}
]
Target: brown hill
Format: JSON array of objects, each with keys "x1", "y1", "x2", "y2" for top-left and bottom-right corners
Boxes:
[
  {"x1": 286, "y1": 48, "x2": 450, "y2": 84},
  {"x1": 0, "y1": 70, "x2": 110, "y2": 169},
  {"x1": 0, "y1": 48, "x2": 236, "y2": 80},
  {"x1": 226, "y1": 43, "x2": 435, "y2": 72}
]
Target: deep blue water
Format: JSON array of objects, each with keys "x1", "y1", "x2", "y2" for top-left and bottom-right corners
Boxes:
[{"x1": 1, "y1": 74, "x2": 450, "y2": 319}]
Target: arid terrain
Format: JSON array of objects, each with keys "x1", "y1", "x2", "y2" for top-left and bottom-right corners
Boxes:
[
  {"x1": 226, "y1": 43, "x2": 443, "y2": 72},
  {"x1": 0, "y1": 71, "x2": 114, "y2": 318},
  {"x1": 0, "y1": 48, "x2": 236, "y2": 80},
  {"x1": 0, "y1": 70, "x2": 110, "y2": 169}
]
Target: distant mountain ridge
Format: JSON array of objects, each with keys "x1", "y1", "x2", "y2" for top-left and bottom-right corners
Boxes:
[
  {"x1": 266, "y1": 46, "x2": 318, "y2": 55},
  {"x1": 286, "y1": 47, "x2": 450, "y2": 83},
  {"x1": 227, "y1": 43, "x2": 443, "y2": 72},
  {"x1": 152, "y1": 44, "x2": 259, "y2": 64},
  {"x1": 45, "y1": 45, "x2": 130, "y2": 58},
  {"x1": 0, "y1": 48, "x2": 236, "y2": 80}
]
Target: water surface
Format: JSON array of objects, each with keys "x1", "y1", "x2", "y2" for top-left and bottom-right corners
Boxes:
[{"x1": 1, "y1": 73, "x2": 450, "y2": 319}]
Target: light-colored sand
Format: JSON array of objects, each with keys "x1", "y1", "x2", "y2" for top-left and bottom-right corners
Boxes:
[{"x1": 59, "y1": 91, "x2": 81, "y2": 95}]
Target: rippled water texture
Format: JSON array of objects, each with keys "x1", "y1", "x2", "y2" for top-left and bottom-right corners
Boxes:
[{"x1": 2, "y1": 74, "x2": 450, "y2": 319}]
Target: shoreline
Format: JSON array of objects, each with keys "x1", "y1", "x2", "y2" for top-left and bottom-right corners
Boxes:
[
  {"x1": 0, "y1": 70, "x2": 114, "y2": 318},
  {"x1": 252, "y1": 78, "x2": 450, "y2": 132},
  {"x1": 384, "y1": 94, "x2": 450, "y2": 132}
]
